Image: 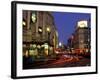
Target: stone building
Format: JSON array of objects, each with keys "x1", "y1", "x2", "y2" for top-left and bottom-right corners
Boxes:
[
  {"x1": 22, "y1": 10, "x2": 58, "y2": 58},
  {"x1": 74, "y1": 20, "x2": 90, "y2": 55},
  {"x1": 67, "y1": 20, "x2": 91, "y2": 55}
]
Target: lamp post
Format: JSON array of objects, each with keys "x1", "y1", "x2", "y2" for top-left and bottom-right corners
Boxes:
[
  {"x1": 38, "y1": 27, "x2": 42, "y2": 34},
  {"x1": 38, "y1": 27, "x2": 43, "y2": 40},
  {"x1": 46, "y1": 27, "x2": 51, "y2": 56},
  {"x1": 38, "y1": 27, "x2": 42, "y2": 57},
  {"x1": 59, "y1": 42, "x2": 62, "y2": 47},
  {"x1": 46, "y1": 27, "x2": 50, "y2": 42}
]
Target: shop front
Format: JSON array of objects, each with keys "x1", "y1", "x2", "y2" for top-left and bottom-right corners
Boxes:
[{"x1": 23, "y1": 41, "x2": 54, "y2": 62}]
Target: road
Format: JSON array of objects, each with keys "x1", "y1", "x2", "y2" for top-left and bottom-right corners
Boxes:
[
  {"x1": 23, "y1": 53, "x2": 90, "y2": 69},
  {"x1": 37, "y1": 54, "x2": 90, "y2": 68}
]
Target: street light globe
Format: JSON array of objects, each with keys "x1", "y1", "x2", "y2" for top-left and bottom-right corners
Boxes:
[
  {"x1": 38, "y1": 28, "x2": 42, "y2": 33},
  {"x1": 23, "y1": 21, "x2": 26, "y2": 26},
  {"x1": 46, "y1": 27, "x2": 50, "y2": 32},
  {"x1": 59, "y1": 42, "x2": 62, "y2": 47}
]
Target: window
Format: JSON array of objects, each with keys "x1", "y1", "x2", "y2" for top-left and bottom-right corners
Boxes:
[{"x1": 31, "y1": 11, "x2": 37, "y2": 23}]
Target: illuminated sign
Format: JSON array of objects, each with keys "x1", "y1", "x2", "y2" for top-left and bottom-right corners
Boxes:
[{"x1": 77, "y1": 20, "x2": 88, "y2": 28}]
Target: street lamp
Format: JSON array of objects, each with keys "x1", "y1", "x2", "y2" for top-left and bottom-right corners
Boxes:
[
  {"x1": 46, "y1": 27, "x2": 51, "y2": 56},
  {"x1": 46, "y1": 27, "x2": 51, "y2": 43},
  {"x1": 46, "y1": 27, "x2": 50, "y2": 33},
  {"x1": 23, "y1": 21, "x2": 26, "y2": 26},
  {"x1": 38, "y1": 27, "x2": 43, "y2": 57},
  {"x1": 38, "y1": 27, "x2": 43, "y2": 39},
  {"x1": 38, "y1": 27, "x2": 42, "y2": 33},
  {"x1": 38, "y1": 27, "x2": 43, "y2": 40},
  {"x1": 59, "y1": 42, "x2": 62, "y2": 47}
]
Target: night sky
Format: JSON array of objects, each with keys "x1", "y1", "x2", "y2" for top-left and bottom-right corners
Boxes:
[{"x1": 52, "y1": 12, "x2": 91, "y2": 45}]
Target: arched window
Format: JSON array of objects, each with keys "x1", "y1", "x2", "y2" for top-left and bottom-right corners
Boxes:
[{"x1": 30, "y1": 11, "x2": 37, "y2": 23}]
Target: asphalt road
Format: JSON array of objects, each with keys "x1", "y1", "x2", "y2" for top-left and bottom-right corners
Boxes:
[{"x1": 23, "y1": 54, "x2": 90, "y2": 69}]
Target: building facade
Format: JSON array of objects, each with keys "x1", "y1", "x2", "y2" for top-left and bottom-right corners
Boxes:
[
  {"x1": 67, "y1": 20, "x2": 91, "y2": 56},
  {"x1": 23, "y1": 10, "x2": 58, "y2": 59},
  {"x1": 75, "y1": 20, "x2": 90, "y2": 55},
  {"x1": 67, "y1": 35, "x2": 74, "y2": 53}
]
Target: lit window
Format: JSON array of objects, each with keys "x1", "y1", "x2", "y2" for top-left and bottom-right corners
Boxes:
[
  {"x1": 37, "y1": 45, "x2": 41, "y2": 48},
  {"x1": 33, "y1": 44, "x2": 36, "y2": 48},
  {"x1": 31, "y1": 12, "x2": 36, "y2": 23},
  {"x1": 44, "y1": 43, "x2": 48, "y2": 49}
]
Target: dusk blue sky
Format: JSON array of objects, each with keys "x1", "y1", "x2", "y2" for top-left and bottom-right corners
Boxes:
[{"x1": 52, "y1": 12, "x2": 91, "y2": 45}]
